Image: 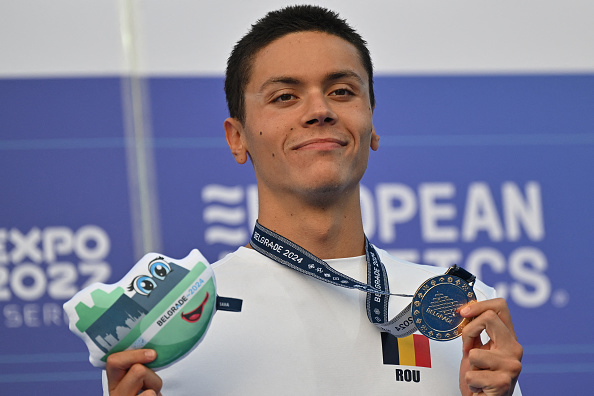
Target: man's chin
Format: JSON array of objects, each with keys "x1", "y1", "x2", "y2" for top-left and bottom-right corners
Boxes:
[{"x1": 296, "y1": 180, "x2": 361, "y2": 205}]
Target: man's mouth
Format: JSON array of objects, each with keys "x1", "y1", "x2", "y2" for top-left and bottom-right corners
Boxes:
[
  {"x1": 292, "y1": 137, "x2": 347, "y2": 151},
  {"x1": 181, "y1": 292, "x2": 210, "y2": 323}
]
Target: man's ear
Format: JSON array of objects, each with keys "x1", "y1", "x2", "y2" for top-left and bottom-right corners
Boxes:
[
  {"x1": 370, "y1": 125, "x2": 380, "y2": 151},
  {"x1": 224, "y1": 117, "x2": 248, "y2": 164}
]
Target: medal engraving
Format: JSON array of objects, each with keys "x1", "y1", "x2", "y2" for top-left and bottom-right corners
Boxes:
[{"x1": 412, "y1": 274, "x2": 476, "y2": 341}]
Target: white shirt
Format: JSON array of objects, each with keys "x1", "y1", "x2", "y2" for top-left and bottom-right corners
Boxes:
[{"x1": 103, "y1": 246, "x2": 521, "y2": 395}]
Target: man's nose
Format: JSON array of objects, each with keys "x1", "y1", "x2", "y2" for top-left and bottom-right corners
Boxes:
[{"x1": 301, "y1": 94, "x2": 338, "y2": 126}]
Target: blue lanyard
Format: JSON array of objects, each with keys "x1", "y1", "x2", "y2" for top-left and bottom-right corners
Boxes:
[
  {"x1": 249, "y1": 221, "x2": 409, "y2": 325},
  {"x1": 249, "y1": 221, "x2": 477, "y2": 340}
]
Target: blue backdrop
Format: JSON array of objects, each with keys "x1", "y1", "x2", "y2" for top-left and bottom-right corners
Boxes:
[{"x1": 1, "y1": 74, "x2": 593, "y2": 394}]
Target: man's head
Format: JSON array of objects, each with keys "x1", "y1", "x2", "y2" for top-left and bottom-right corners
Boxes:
[
  {"x1": 225, "y1": 5, "x2": 374, "y2": 124},
  {"x1": 223, "y1": 6, "x2": 379, "y2": 210}
]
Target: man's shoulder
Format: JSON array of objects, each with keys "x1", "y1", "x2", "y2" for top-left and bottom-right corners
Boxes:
[
  {"x1": 210, "y1": 247, "x2": 245, "y2": 268},
  {"x1": 208, "y1": 246, "x2": 281, "y2": 283}
]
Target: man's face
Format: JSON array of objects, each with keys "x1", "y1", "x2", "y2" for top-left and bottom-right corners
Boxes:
[{"x1": 225, "y1": 31, "x2": 378, "y2": 204}]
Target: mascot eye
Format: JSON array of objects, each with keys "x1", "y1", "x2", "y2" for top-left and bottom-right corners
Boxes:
[
  {"x1": 149, "y1": 261, "x2": 171, "y2": 280},
  {"x1": 132, "y1": 275, "x2": 157, "y2": 295}
]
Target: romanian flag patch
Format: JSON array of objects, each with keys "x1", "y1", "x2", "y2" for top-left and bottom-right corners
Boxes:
[{"x1": 381, "y1": 333, "x2": 431, "y2": 368}]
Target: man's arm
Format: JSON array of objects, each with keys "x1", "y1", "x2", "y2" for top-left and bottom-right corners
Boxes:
[
  {"x1": 105, "y1": 349, "x2": 163, "y2": 396},
  {"x1": 458, "y1": 298, "x2": 523, "y2": 396}
]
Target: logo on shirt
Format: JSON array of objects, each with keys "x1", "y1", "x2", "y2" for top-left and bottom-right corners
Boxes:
[{"x1": 381, "y1": 332, "x2": 431, "y2": 383}]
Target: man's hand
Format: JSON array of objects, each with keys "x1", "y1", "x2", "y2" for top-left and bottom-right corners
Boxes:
[
  {"x1": 458, "y1": 298, "x2": 523, "y2": 396},
  {"x1": 106, "y1": 349, "x2": 163, "y2": 396}
]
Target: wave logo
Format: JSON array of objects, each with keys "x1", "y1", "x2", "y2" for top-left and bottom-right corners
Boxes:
[{"x1": 202, "y1": 185, "x2": 257, "y2": 256}]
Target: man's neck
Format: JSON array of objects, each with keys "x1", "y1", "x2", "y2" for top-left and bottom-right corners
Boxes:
[{"x1": 254, "y1": 186, "x2": 366, "y2": 259}]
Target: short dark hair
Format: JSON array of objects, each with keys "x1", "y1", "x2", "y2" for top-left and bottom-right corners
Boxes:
[{"x1": 224, "y1": 5, "x2": 375, "y2": 124}]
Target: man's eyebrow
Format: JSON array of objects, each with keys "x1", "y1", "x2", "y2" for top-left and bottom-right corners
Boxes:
[
  {"x1": 325, "y1": 70, "x2": 365, "y2": 85},
  {"x1": 258, "y1": 70, "x2": 365, "y2": 93},
  {"x1": 258, "y1": 76, "x2": 301, "y2": 93}
]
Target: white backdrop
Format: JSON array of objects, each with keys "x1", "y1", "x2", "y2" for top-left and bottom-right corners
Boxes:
[{"x1": 1, "y1": 0, "x2": 593, "y2": 77}]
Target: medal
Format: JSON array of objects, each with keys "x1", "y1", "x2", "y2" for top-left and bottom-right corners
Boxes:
[{"x1": 412, "y1": 266, "x2": 476, "y2": 341}]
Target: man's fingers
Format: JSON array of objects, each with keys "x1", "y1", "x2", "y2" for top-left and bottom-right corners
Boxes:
[
  {"x1": 459, "y1": 305, "x2": 523, "y2": 396},
  {"x1": 464, "y1": 350, "x2": 522, "y2": 396},
  {"x1": 467, "y1": 348, "x2": 522, "y2": 373},
  {"x1": 457, "y1": 299, "x2": 522, "y2": 395},
  {"x1": 106, "y1": 349, "x2": 160, "y2": 395},
  {"x1": 106, "y1": 349, "x2": 156, "y2": 385},
  {"x1": 465, "y1": 368, "x2": 517, "y2": 396},
  {"x1": 459, "y1": 298, "x2": 516, "y2": 339},
  {"x1": 112, "y1": 362, "x2": 163, "y2": 396},
  {"x1": 461, "y1": 309, "x2": 516, "y2": 354},
  {"x1": 138, "y1": 391, "x2": 162, "y2": 396}
]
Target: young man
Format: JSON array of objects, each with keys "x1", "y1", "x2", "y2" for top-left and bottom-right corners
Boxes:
[{"x1": 105, "y1": 5, "x2": 522, "y2": 395}]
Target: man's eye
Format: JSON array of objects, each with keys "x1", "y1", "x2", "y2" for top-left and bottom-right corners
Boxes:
[
  {"x1": 274, "y1": 93, "x2": 295, "y2": 102},
  {"x1": 330, "y1": 88, "x2": 353, "y2": 96}
]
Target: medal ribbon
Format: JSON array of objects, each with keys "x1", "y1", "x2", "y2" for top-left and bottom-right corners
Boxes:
[{"x1": 249, "y1": 221, "x2": 419, "y2": 337}]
